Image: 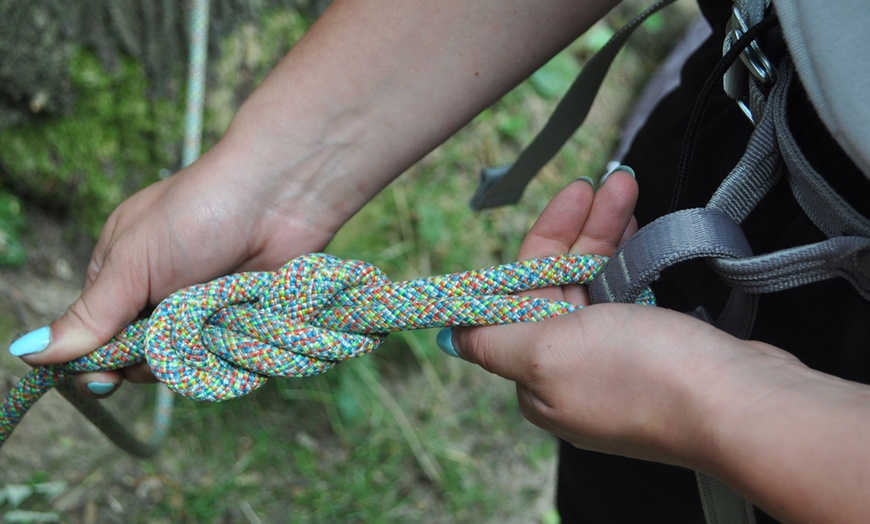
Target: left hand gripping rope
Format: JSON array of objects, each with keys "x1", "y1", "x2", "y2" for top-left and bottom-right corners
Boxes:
[{"x1": 0, "y1": 252, "x2": 655, "y2": 451}]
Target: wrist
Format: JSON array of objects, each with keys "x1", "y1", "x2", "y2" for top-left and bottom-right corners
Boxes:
[
  {"x1": 686, "y1": 339, "x2": 809, "y2": 477},
  {"x1": 220, "y1": 99, "x2": 375, "y2": 230},
  {"x1": 642, "y1": 327, "x2": 800, "y2": 473}
]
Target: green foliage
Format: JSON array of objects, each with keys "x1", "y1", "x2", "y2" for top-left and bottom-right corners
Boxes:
[
  {"x1": 530, "y1": 51, "x2": 581, "y2": 100},
  {"x1": 207, "y1": 10, "x2": 313, "y2": 137},
  {"x1": 0, "y1": 480, "x2": 66, "y2": 523},
  {"x1": 0, "y1": 47, "x2": 182, "y2": 237},
  {"x1": 0, "y1": 189, "x2": 25, "y2": 266}
]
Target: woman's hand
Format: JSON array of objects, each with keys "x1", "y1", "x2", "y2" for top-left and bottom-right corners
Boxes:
[
  {"x1": 446, "y1": 168, "x2": 870, "y2": 523},
  {"x1": 10, "y1": 134, "x2": 348, "y2": 391},
  {"x1": 10, "y1": 0, "x2": 623, "y2": 397},
  {"x1": 444, "y1": 169, "x2": 789, "y2": 466}
]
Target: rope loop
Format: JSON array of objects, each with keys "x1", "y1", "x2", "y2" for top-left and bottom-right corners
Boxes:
[
  {"x1": 2, "y1": 251, "x2": 655, "y2": 448},
  {"x1": 145, "y1": 254, "x2": 390, "y2": 401}
]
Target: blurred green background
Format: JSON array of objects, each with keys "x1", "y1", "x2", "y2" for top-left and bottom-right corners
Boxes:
[{"x1": 0, "y1": 1, "x2": 695, "y2": 522}]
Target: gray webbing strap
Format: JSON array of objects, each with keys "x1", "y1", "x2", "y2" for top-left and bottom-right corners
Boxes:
[
  {"x1": 587, "y1": 208, "x2": 752, "y2": 304},
  {"x1": 707, "y1": 78, "x2": 782, "y2": 222},
  {"x1": 707, "y1": 60, "x2": 870, "y2": 300},
  {"x1": 469, "y1": 0, "x2": 679, "y2": 210},
  {"x1": 712, "y1": 236, "x2": 870, "y2": 299},
  {"x1": 697, "y1": 473, "x2": 758, "y2": 524},
  {"x1": 772, "y1": 63, "x2": 870, "y2": 239},
  {"x1": 586, "y1": 55, "x2": 870, "y2": 524},
  {"x1": 585, "y1": 210, "x2": 759, "y2": 524}
]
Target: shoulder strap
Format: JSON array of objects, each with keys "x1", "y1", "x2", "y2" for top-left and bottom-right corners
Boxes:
[{"x1": 469, "y1": 0, "x2": 679, "y2": 210}]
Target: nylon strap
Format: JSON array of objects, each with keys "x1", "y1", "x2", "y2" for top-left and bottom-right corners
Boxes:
[
  {"x1": 469, "y1": 0, "x2": 679, "y2": 210},
  {"x1": 707, "y1": 60, "x2": 870, "y2": 300},
  {"x1": 696, "y1": 473, "x2": 758, "y2": 524},
  {"x1": 591, "y1": 60, "x2": 870, "y2": 309},
  {"x1": 586, "y1": 56, "x2": 870, "y2": 524},
  {"x1": 587, "y1": 208, "x2": 752, "y2": 304}
]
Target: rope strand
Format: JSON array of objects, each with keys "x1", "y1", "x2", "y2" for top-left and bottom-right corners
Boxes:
[{"x1": 1, "y1": 252, "x2": 654, "y2": 450}]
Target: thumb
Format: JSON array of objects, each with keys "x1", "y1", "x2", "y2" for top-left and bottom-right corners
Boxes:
[
  {"x1": 9, "y1": 257, "x2": 147, "y2": 365},
  {"x1": 437, "y1": 322, "x2": 541, "y2": 383}
]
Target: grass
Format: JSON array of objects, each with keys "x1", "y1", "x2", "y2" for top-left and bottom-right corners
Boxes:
[{"x1": 0, "y1": 2, "x2": 696, "y2": 522}]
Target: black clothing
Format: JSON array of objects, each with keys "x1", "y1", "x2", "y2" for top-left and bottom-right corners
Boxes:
[{"x1": 555, "y1": 1, "x2": 870, "y2": 521}]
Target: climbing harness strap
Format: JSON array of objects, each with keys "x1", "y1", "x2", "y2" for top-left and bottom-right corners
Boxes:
[
  {"x1": 469, "y1": 0, "x2": 679, "y2": 210},
  {"x1": 592, "y1": 64, "x2": 870, "y2": 307},
  {"x1": 588, "y1": 57, "x2": 870, "y2": 524},
  {"x1": 473, "y1": 1, "x2": 869, "y2": 522}
]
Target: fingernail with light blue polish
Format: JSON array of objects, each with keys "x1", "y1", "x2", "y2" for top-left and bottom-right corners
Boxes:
[
  {"x1": 575, "y1": 176, "x2": 595, "y2": 187},
  {"x1": 436, "y1": 328, "x2": 463, "y2": 359},
  {"x1": 600, "y1": 164, "x2": 636, "y2": 188},
  {"x1": 9, "y1": 326, "x2": 51, "y2": 357},
  {"x1": 87, "y1": 382, "x2": 116, "y2": 396}
]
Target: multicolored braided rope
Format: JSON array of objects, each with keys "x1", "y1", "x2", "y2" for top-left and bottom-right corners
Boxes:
[{"x1": 0, "y1": 252, "x2": 654, "y2": 452}]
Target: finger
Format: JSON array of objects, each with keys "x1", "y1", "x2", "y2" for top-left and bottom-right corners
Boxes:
[
  {"x1": 516, "y1": 178, "x2": 595, "y2": 262},
  {"x1": 445, "y1": 311, "x2": 587, "y2": 385},
  {"x1": 558, "y1": 169, "x2": 638, "y2": 305},
  {"x1": 83, "y1": 213, "x2": 118, "y2": 291},
  {"x1": 513, "y1": 179, "x2": 595, "y2": 302},
  {"x1": 122, "y1": 362, "x2": 160, "y2": 384},
  {"x1": 10, "y1": 251, "x2": 149, "y2": 366},
  {"x1": 72, "y1": 371, "x2": 122, "y2": 398},
  {"x1": 619, "y1": 215, "x2": 639, "y2": 248},
  {"x1": 441, "y1": 321, "x2": 540, "y2": 383},
  {"x1": 560, "y1": 169, "x2": 638, "y2": 305},
  {"x1": 570, "y1": 169, "x2": 638, "y2": 257}
]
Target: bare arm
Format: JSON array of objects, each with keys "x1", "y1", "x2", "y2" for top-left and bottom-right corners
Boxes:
[
  {"x1": 222, "y1": 0, "x2": 622, "y2": 254},
  {"x1": 699, "y1": 345, "x2": 870, "y2": 523},
  {"x1": 13, "y1": 0, "x2": 621, "y2": 385}
]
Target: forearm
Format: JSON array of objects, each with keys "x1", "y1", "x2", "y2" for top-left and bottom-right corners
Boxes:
[
  {"x1": 692, "y1": 345, "x2": 870, "y2": 523},
  {"x1": 213, "y1": 0, "x2": 619, "y2": 231}
]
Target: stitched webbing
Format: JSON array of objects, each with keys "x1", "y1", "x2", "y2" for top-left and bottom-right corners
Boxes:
[
  {"x1": 586, "y1": 57, "x2": 870, "y2": 524},
  {"x1": 469, "y1": 0, "x2": 679, "y2": 210},
  {"x1": 0, "y1": 252, "x2": 655, "y2": 450},
  {"x1": 590, "y1": 60, "x2": 870, "y2": 308}
]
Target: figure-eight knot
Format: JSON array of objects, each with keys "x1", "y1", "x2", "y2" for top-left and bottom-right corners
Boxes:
[{"x1": 1, "y1": 252, "x2": 654, "y2": 448}]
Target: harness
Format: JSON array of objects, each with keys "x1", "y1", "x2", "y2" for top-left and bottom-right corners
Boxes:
[{"x1": 470, "y1": 1, "x2": 870, "y2": 522}]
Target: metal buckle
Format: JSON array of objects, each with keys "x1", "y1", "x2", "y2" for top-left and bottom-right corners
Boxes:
[
  {"x1": 726, "y1": 5, "x2": 775, "y2": 84},
  {"x1": 724, "y1": 2, "x2": 775, "y2": 123}
]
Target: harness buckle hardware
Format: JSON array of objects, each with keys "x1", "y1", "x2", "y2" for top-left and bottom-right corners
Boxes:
[
  {"x1": 726, "y1": 5, "x2": 775, "y2": 85},
  {"x1": 723, "y1": 1, "x2": 775, "y2": 123}
]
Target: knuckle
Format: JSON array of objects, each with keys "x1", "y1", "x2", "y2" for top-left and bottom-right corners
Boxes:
[
  {"x1": 64, "y1": 299, "x2": 113, "y2": 343},
  {"x1": 85, "y1": 258, "x2": 102, "y2": 287},
  {"x1": 517, "y1": 386, "x2": 561, "y2": 433},
  {"x1": 522, "y1": 342, "x2": 559, "y2": 387},
  {"x1": 457, "y1": 326, "x2": 497, "y2": 371}
]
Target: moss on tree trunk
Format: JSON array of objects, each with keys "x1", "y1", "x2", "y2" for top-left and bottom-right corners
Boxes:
[{"x1": 0, "y1": 0, "x2": 322, "y2": 263}]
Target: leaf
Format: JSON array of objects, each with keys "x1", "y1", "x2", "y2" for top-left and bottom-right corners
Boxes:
[
  {"x1": 0, "y1": 485, "x2": 33, "y2": 509},
  {"x1": 32, "y1": 482, "x2": 67, "y2": 502},
  {"x1": 496, "y1": 113, "x2": 528, "y2": 141},
  {"x1": 3, "y1": 510, "x2": 60, "y2": 523}
]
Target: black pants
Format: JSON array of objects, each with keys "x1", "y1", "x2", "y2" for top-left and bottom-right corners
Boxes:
[{"x1": 555, "y1": 11, "x2": 870, "y2": 524}]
